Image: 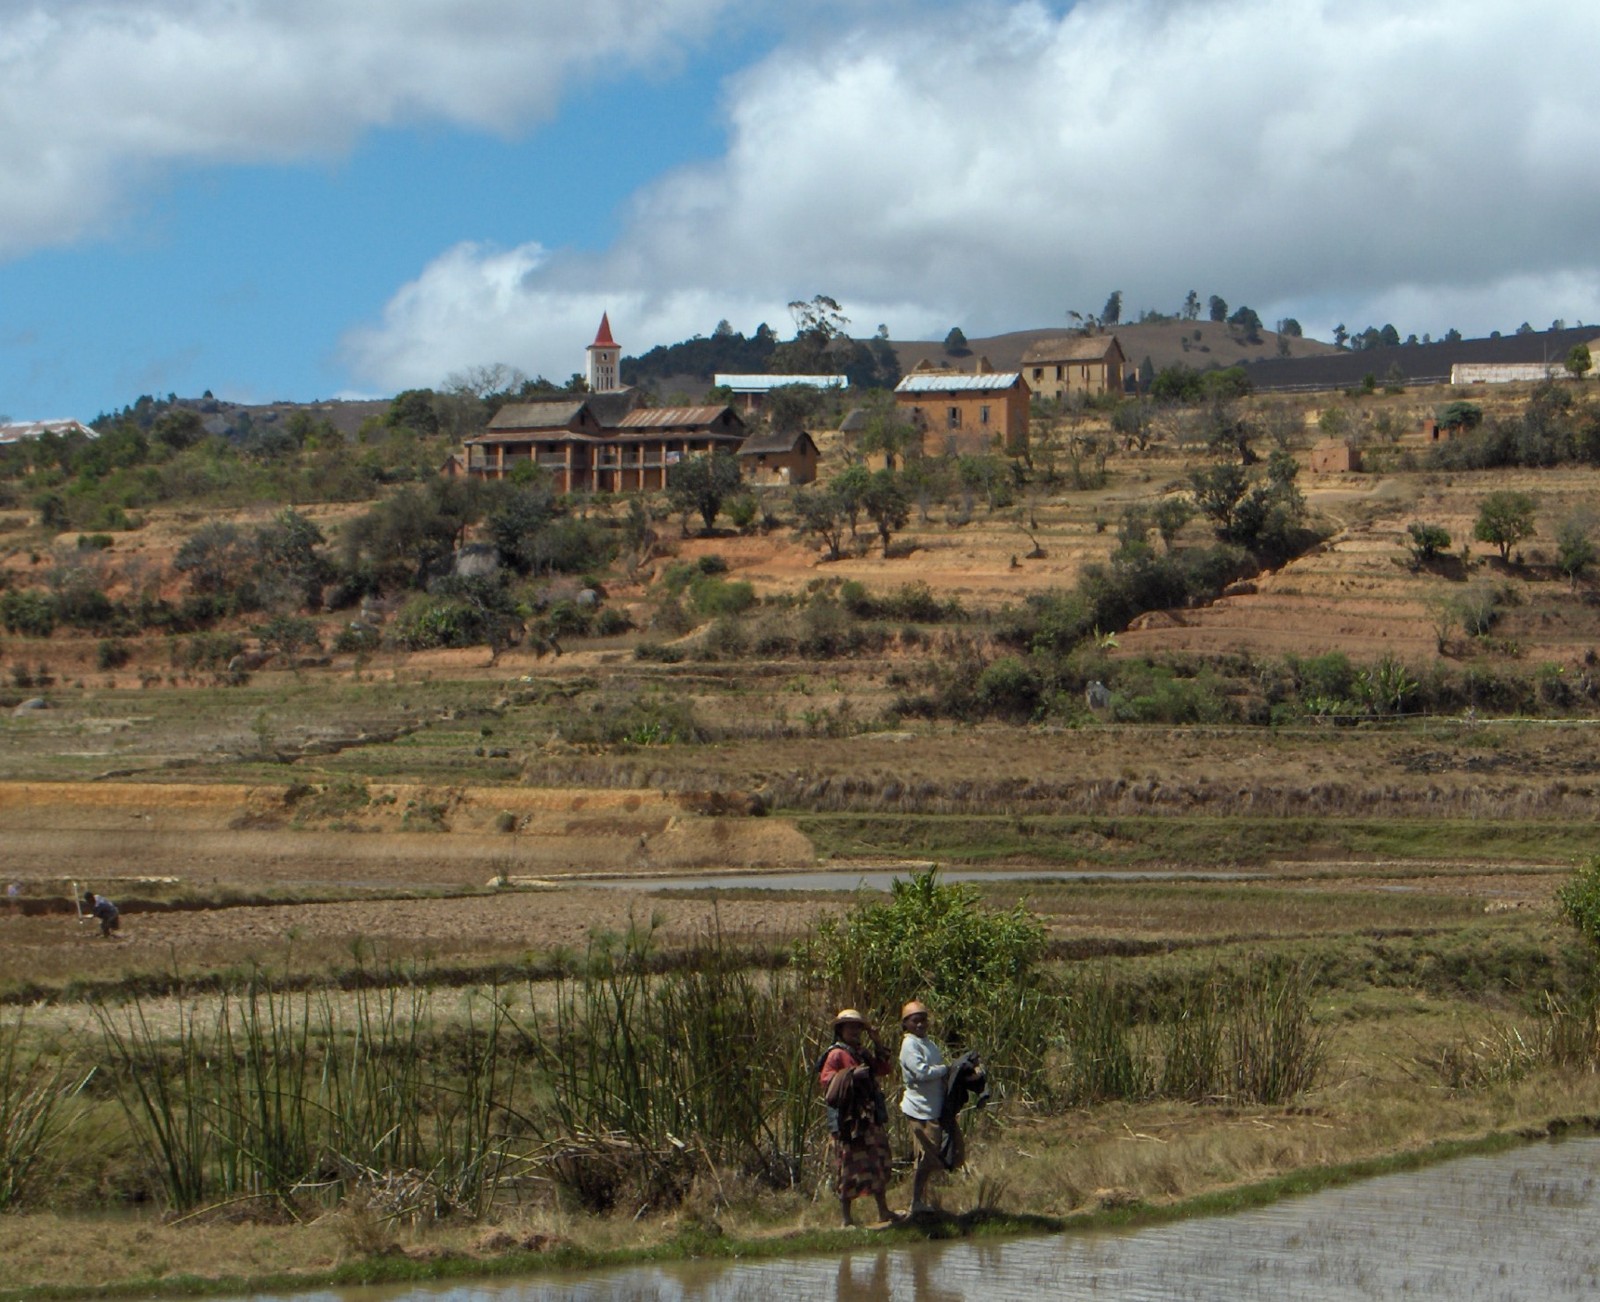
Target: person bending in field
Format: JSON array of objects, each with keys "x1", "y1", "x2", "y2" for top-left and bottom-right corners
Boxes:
[
  {"x1": 817, "y1": 1009, "x2": 899, "y2": 1228},
  {"x1": 84, "y1": 891, "x2": 121, "y2": 939}
]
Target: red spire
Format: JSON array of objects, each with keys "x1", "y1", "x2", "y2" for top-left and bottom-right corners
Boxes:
[{"x1": 590, "y1": 312, "x2": 617, "y2": 349}]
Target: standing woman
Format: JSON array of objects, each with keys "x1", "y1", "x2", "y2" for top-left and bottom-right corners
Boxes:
[{"x1": 817, "y1": 1008, "x2": 898, "y2": 1228}]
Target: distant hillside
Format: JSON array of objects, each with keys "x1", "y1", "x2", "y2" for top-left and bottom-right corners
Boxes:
[
  {"x1": 1240, "y1": 325, "x2": 1600, "y2": 392},
  {"x1": 893, "y1": 320, "x2": 1340, "y2": 379}
]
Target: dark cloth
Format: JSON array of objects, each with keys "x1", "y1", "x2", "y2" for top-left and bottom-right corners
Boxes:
[
  {"x1": 909, "y1": 1115, "x2": 964, "y2": 1181},
  {"x1": 937, "y1": 1051, "x2": 987, "y2": 1171},
  {"x1": 819, "y1": 1041, "x2": 891, "y2": 1197},
  {"x1": 90, "y1": 896, "x2": 119, "y2": 937}
]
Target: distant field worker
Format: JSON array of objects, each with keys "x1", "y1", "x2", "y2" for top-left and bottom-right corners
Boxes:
[
  {"x1": 817, "y1": 1008, "x2": 898, "y2": 1229},
  {"x1": 898, "y1": 1000, "x2": 966, "y2": 1215},
  {"x1": 84, "y1": 891, "x2": 120, "y2": 939}
]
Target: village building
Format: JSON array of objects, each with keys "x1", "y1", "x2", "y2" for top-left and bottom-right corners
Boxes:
[
  {"x1": 0, "y1": 419, "x2": 98, "y2": 445},
  {"x1": 712, "y1": 373, "x2": 847, "y2": 414},
  {"x1": 456, "y1": 317, "x2": 746, "y2": 492},
  {"x1": 1020, "y1": 335, "x2": 1126, "y2": 400},
  {"x1": 893, "y1": 361, "x2": 1030, "y2": 457},
  {"x1": 1309, "y1": 439, "x2": 1361, "y2": 473},
  {"x1": 737, "y1": 428, "x2": 820, "y2": 485}
]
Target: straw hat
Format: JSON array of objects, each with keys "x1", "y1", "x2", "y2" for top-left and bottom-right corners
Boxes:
[
  {"x1": 900, "y1": 1000, "x2": 929, "y2": 1025},
  {"x1": 832, "y1": 1008, "x2": 868, "y2": 1033}
]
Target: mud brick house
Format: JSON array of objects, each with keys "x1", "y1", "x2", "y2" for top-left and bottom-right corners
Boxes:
[
  {"x1": 894, "y1": 362, "x2": 1030, "y2": 457},
  {"x1": 1309, "y1": 438, "x2": 1361, "y2": 473},
  {"x1": 1020, "y1": 334, "x2": 1126, "y2": 400},
  {"x1": 737, "y1": 428, "x2": 820, "y2": 485}
]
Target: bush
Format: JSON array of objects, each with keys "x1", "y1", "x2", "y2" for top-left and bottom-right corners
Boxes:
[
  {"x1": 95, "y1": 639, "x2": 132, "y2": 671},
  {"x1": 0, "y1": 590, "x2": 57, "y2": 638},
  {"x1": 797, "y1": 869, "x2": 1046, "y2": 1051},
  {"x1": 172, "y1": 631, "x2": 244, "y2": 671},
  {"x1": 975, "y1": 656, "x2": 1043, "y2": 720},
  {"x1": 1558, "y1": 855, "x2": 1600, "y2": 953}
]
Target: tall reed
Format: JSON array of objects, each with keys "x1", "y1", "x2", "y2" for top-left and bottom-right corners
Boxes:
[
  {"x1": 96, "y1": 969, "x2": 529, "y2": 1216},
  {"x1": 0, "y1": 1011, "x2": 86, "y2": 1210},
  {"x1": 516, "y1": 916, "x2": 824, "y2": 1208}
]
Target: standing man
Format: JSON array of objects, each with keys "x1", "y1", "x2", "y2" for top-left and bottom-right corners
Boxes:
[
  {"x1": 898, "y1": 1000, "x2": 963, "y2": 1215},
  {"x1": 84, "y1": 891, "x2": 121, "y2": 939}
]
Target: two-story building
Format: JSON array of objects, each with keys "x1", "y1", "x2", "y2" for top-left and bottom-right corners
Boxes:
[
  {"x1": 1020, "y1": 335, "x2": 1126, "y2": 401},
  {"x1": 893, "y1": 362, "x2": 1030, "y2": 457}
]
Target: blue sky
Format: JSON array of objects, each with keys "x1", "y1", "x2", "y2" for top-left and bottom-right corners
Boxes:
[{"x1": 2, "y1": 0, "x2": 1598, "y2": 421}]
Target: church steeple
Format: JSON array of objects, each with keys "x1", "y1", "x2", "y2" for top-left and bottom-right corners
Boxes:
[{"x1": 586, "y1": 313, "x2": 620, "y2": 391}]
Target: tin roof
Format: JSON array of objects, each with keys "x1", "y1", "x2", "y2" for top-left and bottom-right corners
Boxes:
[
  {"x1": 894, "y1": 373, "x2": 1023, "y2": 394},
  {"x1": 0, "y1": 419, "x2": 97, "y2": 443},
  {"x1": 713, "y1": 374, "x2": 847, "y2": 392},
  {"x1": 615, "y1": 405, "x2": 737, "y2": 429},
  {"x1": 1020, "y1": 335, "x2": 1124, "y2": 365},
  {"x1": 486, "y1": 401, "x2": 588, "y2": 431}
]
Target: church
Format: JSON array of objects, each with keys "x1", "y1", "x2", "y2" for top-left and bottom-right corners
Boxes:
[{"x1": 456, "y1": 316, "x2": 748, "y2": 492}]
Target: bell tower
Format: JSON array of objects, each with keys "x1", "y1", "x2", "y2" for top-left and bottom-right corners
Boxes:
[{"x1": 586, "y1": 313, "x2": 620, "y2": 392}]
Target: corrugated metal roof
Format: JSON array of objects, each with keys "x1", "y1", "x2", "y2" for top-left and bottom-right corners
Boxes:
[
  {"x1": 615, "y1": 406, "x2": 735, "y2": 429},
  {"x1": 486, "y1": 401, "x2": 587, "y2": 430},
  {"x1": 0, "y1": 419, "x2": 97, "y2": 443},
  {"x1": 739, "y1": 430, "x2": 817, "y2": 455},
  {"x1": 894, "y1": 373, "x2": 1022, "y2": 393},
  {"x1": 713, "y1": 374, "x2": 847, "y2": 391},
  {"x1": 1020, "y1": 336, "x2": 1121, "y2": 364}
]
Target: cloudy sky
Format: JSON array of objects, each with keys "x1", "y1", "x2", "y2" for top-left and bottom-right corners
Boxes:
[{"x1": 2, "y1": 0, "x2": 1597, "y2": 419}]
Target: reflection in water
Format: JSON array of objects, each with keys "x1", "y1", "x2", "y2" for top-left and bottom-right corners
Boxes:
[{"x1": 201, "y1": 1137, "x2": 1600, "y2": 1301}]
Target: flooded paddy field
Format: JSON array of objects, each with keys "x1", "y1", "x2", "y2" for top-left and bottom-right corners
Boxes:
[{"x1": 193, "y1": 1138, "x2": 1600, "y2": 1301}]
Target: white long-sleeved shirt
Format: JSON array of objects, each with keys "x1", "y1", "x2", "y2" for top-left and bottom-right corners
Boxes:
[{"x1": 899, "y1": 1032, "x2": 949, "y2": 1120}]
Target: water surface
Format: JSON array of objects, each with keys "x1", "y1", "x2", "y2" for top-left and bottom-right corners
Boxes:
[{"x1": 203, "y1": 1137, "x2": 1600, "y2": 1301}]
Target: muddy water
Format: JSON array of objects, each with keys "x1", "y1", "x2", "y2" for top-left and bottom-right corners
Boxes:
[
  {"x1": 203, "y1": 1137, "x2": 1600, "y2": 1301},
  {"x1": 572, "y1": 868, "x2": 1260, "y2": 892}
]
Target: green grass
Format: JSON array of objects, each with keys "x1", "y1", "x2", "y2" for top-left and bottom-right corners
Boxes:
[{"x1": 795, "y1": 813, "x2": 1595, "y2": 865}]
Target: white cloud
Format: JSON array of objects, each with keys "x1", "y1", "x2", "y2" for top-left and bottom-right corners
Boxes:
[
  {"x1": 0, "y1": 0, "x2": 735, "y2": 256},
  {"x1": 346, "y1": 0, "x2": 1600, "y2": 389}
]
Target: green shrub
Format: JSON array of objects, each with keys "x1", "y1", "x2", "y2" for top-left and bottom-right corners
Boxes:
[
  {"x1": 95, "y1": 639, "x2": 132, "y2": 671},
  {"x1": 975, "y1": 656, "x2": 1043, "y2": 719},
  {"x1": 0, "y1": 590, "x2": 56, "y2": 638},
  {"x1": 797, "y1": 869, "x2": 1046, "y2": 1051}
]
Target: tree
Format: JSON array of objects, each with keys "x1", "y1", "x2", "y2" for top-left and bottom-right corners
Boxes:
[
  {"x1": 831, "y1": 463, "x2": 872, "y2": 537},
  {"x1": 1473, "y1": 490, "x2": 1537, "y2": 562},
  {"x1": 1227, "y1": 305, "x2": 1263, "y2": 342},
  {"x1": 943, "y1": 326, "x2": 970, "y2": 355},
  {"x1": 1436, "y1": 401, "x2": 1483, "y2": 434},
  {"x1": 1208, "y1": 295, "x2": 1228, "y2": 323},
  {"x1": 1515, "y1": 322, "x2": 1535, "y2": 336},
  {"x1": 254, "y1": 508, "x2": 328, "y2": 610},
  {"x1": 1333, "y1": 323, "x2": 1349, "y2": 349},
  {"x1": 1566, "y1": 343, "x2": 1593, "y2": 380},
  {"x1": 667, "y1": 451, "x2": 742, "y2": 535},
  {"x1": 1102, "y1": 291, "x2": 1122, "y2": 326},
  {"x1": 854, "y1": 390, "x2": 919, "y2": 469},
  {"x1": 1379, "y1": 323, "x2": 1401, "y2": 347},
  {"x1": 1182, "y1": 290, "x2": 1201, "y2": 321},
  {"x1": 1556, "y1": 511, "x2": 1598, "y2": 587},
  {"x1": 1444, "y1": 327, "x2": 1463, "y2": 343},
  {"x1": 1276, "y1": 318, "x2": 1303, "y2": 338},
  {"x1": 1405, "y1": 522, "x2": 1452, "y2": 568},
  {"x1": 791, "y1": 484, "x2": 848, "y2": 559},
  {"x1": 861, "y1": 469, "x2": 910, "y2": 553},
  {"x1": 174, "y1": 523, "x2": 258, "y2": 598}
]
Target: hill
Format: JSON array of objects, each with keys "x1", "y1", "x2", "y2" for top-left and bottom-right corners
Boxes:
[{"x1": 894, "y1": 319, "x2": 1340, "y2": 378}]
